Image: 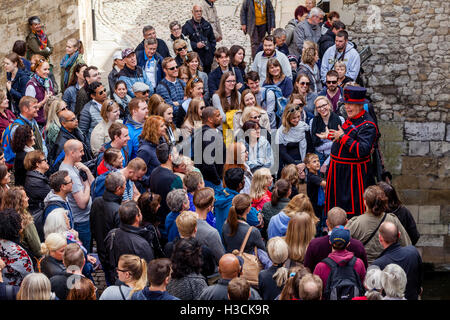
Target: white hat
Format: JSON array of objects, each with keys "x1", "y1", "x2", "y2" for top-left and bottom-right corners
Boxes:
[{"x1": 112, "y1": 50, "x2": 123, "y2": 61}]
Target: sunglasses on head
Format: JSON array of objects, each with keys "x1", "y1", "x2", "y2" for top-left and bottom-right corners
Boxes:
[
  {"x1": 177, "y1": 46, "x2": 187, "y2": 52},
  {"x1": 288, "y1": 105, "x2": 301, "y2": 113},
  {"x1": 193, "y1": 77, "x2": 201, "y2": 83}
]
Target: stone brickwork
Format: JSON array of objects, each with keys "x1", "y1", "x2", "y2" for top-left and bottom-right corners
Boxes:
[
  {"x1": 0, "y1": 0, "x2": 92, "y2": 88},
  {"x1": 332, "y1": 0, "x2": 449, "y2": 269}
]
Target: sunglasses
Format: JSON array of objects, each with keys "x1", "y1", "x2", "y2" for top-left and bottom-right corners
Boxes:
[
  {"x1": 193, "y1": 77, "x2": 201, "y2": 83},
  {"x1": 288, "y1": 106, "x2": 301, "y2": 113},
  {"x1": 326, "y1": 80, "x2": 338, "y2": 84},
  {"x1": 167, "y1": 66, "x2": 178, "y2": 71},
  {"x1": 199, "y1": 106, "x2": 206, "y2": 111},
  {"x1": 177, "y1": 46, "x2": 187, "y2": 52},
  {"x1": 97, "y1": 89, "x2": 106, "y2": 95},
  {"x1": 299, "y1": 81, "x2": 310, "y2": 86}
]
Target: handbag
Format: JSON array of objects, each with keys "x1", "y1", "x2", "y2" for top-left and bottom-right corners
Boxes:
[{"x1": 232, "y1": 226, "x2": 263, "y2": 287}]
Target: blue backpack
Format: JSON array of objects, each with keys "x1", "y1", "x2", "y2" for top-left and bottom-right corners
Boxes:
[
  {"x1": 261, "y1": 85, "x2": 288, "y2": 126},
  {"x1": 1, "y1": 118, "x2": 26, "y2": 165}
]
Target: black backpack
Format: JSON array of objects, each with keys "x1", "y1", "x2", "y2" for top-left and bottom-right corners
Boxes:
[{"x1": 322, "y1": 256, "x2": 365, "y2": 300}]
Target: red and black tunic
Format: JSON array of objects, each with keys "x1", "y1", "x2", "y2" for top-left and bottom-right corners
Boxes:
[{"x1": 325, "y1": 110, "x2": 378, "y2": 217}]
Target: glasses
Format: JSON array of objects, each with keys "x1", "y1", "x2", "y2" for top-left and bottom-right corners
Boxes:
[
  {"x1": 289, "y1": 106, "x2": 301, "y2": 113},
  {"x1": 326, "y1": 80, "x2": 338, "y2": 84},
  {"x1": 167, "y1": 66, "x2": 178, "y2": 71},
  {"x1": 193, "y1": 77, "x2": 201, "y2": 83},
  {"x1": 299, "y1": 81, "x2": 310, "y2": 86},
  {"x1": 38, "y1": 158, "x2": 47, "y2": 163},
  {"x1": 177, "y1": 46, "x2": 187, "y2": 52},
  {"x1": 67, "y1": 117, "x2": 77, "y2": 122},
  {"x1": 97, "y1": 89, "x2": 106, "y2": 95},
  {"x1": 63, "y1": 179, "x2": 73, "y2": 185},
  {"x1": 171, "y1": 26, "x2": 181, "y2": 32},
  {"x1": 115, "y1": 268, "x2": 128, "y2": 273},
  {"x1": 316, "y1": 103, "x2": 328, "y2": 110}
]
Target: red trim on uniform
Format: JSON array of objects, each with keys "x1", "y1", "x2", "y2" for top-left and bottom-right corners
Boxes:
[
  {"x1": 351, "y1": 164, "x2": 354, "y2": 214},
  {"x1": 333, "y1": 161, "x2": 337, "y2": 208},
  {"x1": 350, "y1": 109, "x2": 366, "y2": 120},
  {"x1": 331, "y1": 154, "x2": 371, "y2": 162},
  {"x1": 341, "y1": 134, "x2": 350, "y2": 145},
  {"x1": 349, "y1": 141, "x2": 356, "y2": 152},
  {"x1": 347, "y1": 98, "x2": 367, "y2": 103},
  {"x1": 358, "y1": 164, "x2": 365, "y2": 215},
  {"x1": 356, "y1": 142, "x2": 361, "y2": 158}
]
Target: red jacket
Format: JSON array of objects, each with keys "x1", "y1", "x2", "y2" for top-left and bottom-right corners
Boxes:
[
  {"x1": 252, "y1": 190, "x2": 272, "y2": 211},
  {"x1": 313, "y1": 249, "x2": 366, "y2": 294},
  {"x1": 0, "y1": 109, "x2": 16, "y2": 138}
]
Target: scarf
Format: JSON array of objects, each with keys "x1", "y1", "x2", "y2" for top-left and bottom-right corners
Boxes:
[
  {"x1": 32, "y1": 29, "x2": 48, "y2": 50},
  {"x1": 254, "y1": 0, "x2": 266, "y2": 15},
  {"x1": 60, "y1": 51, "x2": 79, "y2": 87},
  {"x1": 277, "y1": 120, "x2": 309, "y2": 162},
  {"x1": 33, "y1": 73, "x2": 50, "y2": 91}
]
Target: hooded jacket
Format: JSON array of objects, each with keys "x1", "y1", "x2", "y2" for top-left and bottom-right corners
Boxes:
[
  {"x1": 285, "y1": 18, "x2": 300, "y2": 57},
  {"x1": 320, "y1": 42, "x2": 361, "y2": 83},
  {"x1": 267, "y1": 210, "x2": 291, "y2": 239},
  {"x1": 78, "y1": 100, "x2": 103, "y2": 142},
  {"x1": 43, "y1": 190, "x2": 74, "y2": 229},
  {"x1": 136, "y1": 50, "x2": 164, "y2": 87},
  {"x1": 318, "y1": 27, "x2": 336, "y2": 60},
  {"x1": 24, "y1": 170, "x2": 51, "y2": 213},
  {"x1": 7, "y1": 68, "x2": 30, "y2": 113},
  {"x1": 118, "y1": 64, "x2": 154, "y2": 98},
  {"x1": 214, "y1": 187, "x2": 260, "y2": 238},
  {"x1": 125, "y1": 115, "x2": 143, "y2": 160},
  {"x1": 313, "y1": 249, "x2": 366, "y2": 294}
]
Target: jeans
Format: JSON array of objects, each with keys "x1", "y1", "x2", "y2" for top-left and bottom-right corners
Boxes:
[{"x1": 74, "y1": 221, "x2": 91, "y2": 253}]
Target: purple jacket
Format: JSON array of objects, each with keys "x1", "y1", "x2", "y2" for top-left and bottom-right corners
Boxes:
[
  {"x1": 25, "y1": 77, "x2": 54, "y2": 125},
  {"x1": 303, "y1": 234, "x2": 368, "y2": 272}
]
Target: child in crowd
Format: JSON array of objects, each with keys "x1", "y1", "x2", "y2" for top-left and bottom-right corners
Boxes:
[
  {"x1": 304, "y1": 153, "x2": 327, "y2": 236},
  {"x1": 281, "y1": 163, "x2": 306, "y2": 198},
  {"x1": 249, "y1": 168, "x2": 273, "y2": 211}
]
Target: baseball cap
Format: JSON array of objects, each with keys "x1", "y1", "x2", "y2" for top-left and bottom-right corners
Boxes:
[
  {"x1": 329, "y1": 225, "x2": 350, "y2": 247},
  {"x1": 122, "y1": 48, "x2": 135, "y2": 59}
]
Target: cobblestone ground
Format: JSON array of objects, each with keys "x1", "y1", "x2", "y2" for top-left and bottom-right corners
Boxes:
[{"x1": 93, "y1": 0, "x2": 253, "y2": 75}]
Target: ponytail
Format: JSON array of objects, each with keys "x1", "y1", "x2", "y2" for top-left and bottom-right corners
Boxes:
[
  {"x1": 226, "y1": 206, "x2": 239, "y2": 237},
  {"x1": 130, "y1": 258, "x2": 148, "y2": 296},
  {"x1": 226, "y1": 194, "x2": 252, "y2": 237},
  {"x1": 271, "y1": 179, "x2": 291, "y2": 206}
]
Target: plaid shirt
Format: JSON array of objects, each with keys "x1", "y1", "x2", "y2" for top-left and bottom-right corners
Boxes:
[{"x1": 156, "y1": 78, "x2": 186, "y2": 114}]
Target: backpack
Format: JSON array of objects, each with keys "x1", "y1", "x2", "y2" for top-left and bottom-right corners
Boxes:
[
  {"x1": 261, "y1": 85, "x2": 288, "y2": 127},
  {"x1": 1, "y1": 118, "x2": 26, "y2": 164},
  {"x1": 322, "y1": 256, "x2": 365, "y2": 300}
]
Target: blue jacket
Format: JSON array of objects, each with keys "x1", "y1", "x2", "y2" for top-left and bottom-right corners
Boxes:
[
  {"x1": 136, "y1": 138, "x2": 160, "y2": 187},
  {"x1": 62, "y1": 83, "x2": 80, "y2": 113},
  {"x1": 267, "y1": 210, "x2": 291, "y2": 239},
  {"x1": 118, "y1": 65, "x2": 154, "y2": 98},
  {"x1": 7, "y1": 68, "x2": 30, "y2": 113},
  {"x1": 131, "y1": 287, "x2": 179, "y2": 300},
  {"x1": 165, "y1": 211, "x2": 181, "y2": 242},
  {"x1": 263, "y1": 76, "x2": 293, "y2": 99},
  {"x1": 136, "y1": 50, "x2": 164, "y2": 87},
  {"x1": 214, "y1": 187, "x2": 259, "y2": 238},
  {"x1": 155, "y1": 78, "x2": 186, "y2": 115},
  {"x1": 125, "y1": 116, "x2": 143, "y2": 160}
]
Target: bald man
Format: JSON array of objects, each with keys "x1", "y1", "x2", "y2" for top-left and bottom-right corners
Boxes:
[
  {"x1": 182, "y1": 4, "x2": 216, "y2": 73},
  {"x1": 60, "y1": 139, "x2": 95, "y2": 251},
  {"x1": 372, "y1": 221, "x2": 423, "y2": 300},
  {"x1": 198, "y1": 254, "x2": 261, "y2": 300},
  {"x1": 304, "y1": 207, "x2": 368, "y2": 271},
  {"x1": 299, "y1": 274, "x2": 323, "y2": 300},
  {"x1": 49, "y1": 109, "x2": 93, "y2": 166}
]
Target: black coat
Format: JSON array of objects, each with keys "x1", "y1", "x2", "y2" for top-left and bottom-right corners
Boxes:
[
  {"x1": 105, "y1": 224, "x2": 155, "y2": 275},
  {"x1": 40, "y1": 255, "x2": 65, "y2": 279},
  {"x1": 318, "y1": 28, "x2": 336, "y2": 60},
  {"x1": 182, "y1": 18, "x2": 216, "y2": 71},
  {"x1": 389, "y1": 205, "x2": 420, "y2": 245},
  {"x1": 7, "y1": 68, "x2": 31, "y2": 114},
  {"x1": 258, "y1": 264, "x2": 284, "y2": 300},
  {"x1": 13, "y1": 150, "x2": 27, "y2": 186},
  {"x1": 24, "y1": 170, "x2": 51, "y2": 213},
  {"x1": 89, "y1": 190, "x2": 121, "y2": 266},
  {"x1": 192, "y1": 125, "x2": 226, "y2": 186},
  {"x1": 372, "y1": 243, "x2": 423, "y2": 300},
  {"x1": 49, "y1": 126, "x2": 93, "y2": 165}
]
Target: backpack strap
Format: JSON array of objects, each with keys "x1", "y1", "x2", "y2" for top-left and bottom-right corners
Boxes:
[
  {"x1": 118, "y1": 285, "x2": 127, "y2": 300},
  {"x1": 239, "y1": 226, "x2": 254, "y2": 255},
  {"x1": 363, "y1": 213, "x2": 387, "y2": 246}
]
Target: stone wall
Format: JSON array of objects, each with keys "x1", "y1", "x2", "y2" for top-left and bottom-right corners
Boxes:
[
  {"x1": 0, "y1": 0, "x2": 93, "y2": 88},
  {"x1": 333, "y1": 0, "x2": 449, "y2": 269}
]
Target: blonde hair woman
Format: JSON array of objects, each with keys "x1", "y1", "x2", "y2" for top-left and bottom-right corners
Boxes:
[
  {"x1": 90, "y1": 99, "x2": 122, "y2": 156},
  {"x1": 258, "y1": 236, "x2": 289, "y2": 300},
  {"x1": 284, "y1": 212, "x2": 315, "y2": 267},
  {"x1": 174, "y1": 39, "x2": 189, "y2": 67},
  {"x1": 267, "y1": 193, "x2": 318, "y2": 239},
  {"x1": 249, "y1": 168, "x2": 273, "y2": 211},
  {"x1": 16, "y1": 273, "x2": 54, "y2": 300},
  {"x1": 39, "y1": 232, "x2": 67, "y2": 279},
  {"x1": 100, "y1": 254, "x2": 148, "y2": 300},
  {"x1": 233, "y1": 89, "x2": 270, "y2": 135},
  {"x1": 44, "y1": 97, "x2": 67, "y2": 146}
]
